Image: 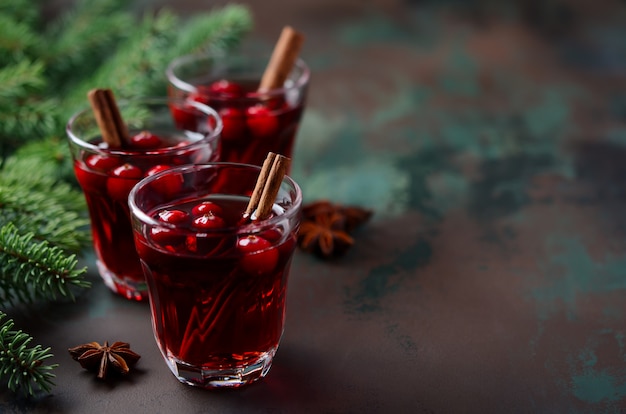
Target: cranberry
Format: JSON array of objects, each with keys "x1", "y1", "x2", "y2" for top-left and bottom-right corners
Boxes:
[
  {"x1": 106, "y1": 163, "x2": 143, "y2": 201},
  {"x1": 145, "y1": 164, "x2": 170, "y2": 176},
  {"x1": 259, "y1": 228, "x2": 282, "y2": 243},
  {"x1": 145, "y1": 165, "x2": 183, "y2": 198},
  {"x1": 130, "y1": 131, "x2": 163, "y2": 149},
  {"x1": 133, "y1": 237, "x2": 152, "y2": 261},
  {"x1": 208, "y1": 79, "x2": 243, "y2": 97},
  {"x1": 259, "y1": 228, "x2": 296, "y2": 258},
  {"x1": 169, "y1": 103, "x2": 198, "y2": 131},
  {"x1": 237, "y1": 235, "x2": 279, "y2": 275},
  {"x1": 187, "y1": 85, "x2": 212, "y2": 105},
  {"x1": 74, "y1": 163, "x2": 106, "y2": 194},
  {"x1": 206, "y1": 115, "x2": 218, "y2": 132},
  {"x1": 150, "y1": 227, "x2": 185, "y2": 251},
  {"x1": 245, "y1": 105, "x2": 279, "y2": 138},
  {"x1": 192, "y1": 213, "x2": 226, "y2": 230},
  {"x1": 157, "y1": 209, "x2": 189, "y2": 224},
  {"x1": 76, "y1": 154, "x2": 120, "y2": 193},
  {"x1": 218, "y1": 107, "x2": 247, "y2": 141},
  {"x1": 192, "y1": 201, "x2": 223, "y2": 216},
  {"x1": 85, "y1": 154, "x2": 120, "y2": 172}
]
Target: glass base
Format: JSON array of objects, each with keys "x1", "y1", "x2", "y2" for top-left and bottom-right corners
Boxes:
[
  {"x1": 164, "y1": 348, "x2": 276, "y2": 389},
  {"x1": 96, "y1": 260, "x2": 148, "y2": 301}
]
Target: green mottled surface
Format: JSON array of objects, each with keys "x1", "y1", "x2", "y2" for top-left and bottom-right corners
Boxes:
[{"x1": 3, "y1": 1, "x2": 626, "y2": 413}]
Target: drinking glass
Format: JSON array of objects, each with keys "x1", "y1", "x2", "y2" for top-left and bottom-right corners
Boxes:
[
  {"x1": 67, "y1": 97, "x2": 222, "y2": 301},
  {"x1": 128, "y1": 162, "x2": 302, "y2": 388},
  {"x1": 166, "y1": 52, "x2": 309, "y2": 168}
]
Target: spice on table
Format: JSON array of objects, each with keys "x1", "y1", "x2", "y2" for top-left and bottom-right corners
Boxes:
[
  {"x1": 68, "y1": 341, "x2": 141, "y2": 379},
  {"x1": 297, "y1": 200, "x2": 373, "y2": 258}
]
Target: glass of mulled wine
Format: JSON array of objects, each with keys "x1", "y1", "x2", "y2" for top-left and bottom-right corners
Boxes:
[
  {"x1": 128, "y1": 162, "x2": 302, "y2": 388},
  {"x1": 166, "y1": 52, "x2": 310, "y2": 168},
  {"x1": 66, "y1": 97, "x2": 222, "y2": 301}
]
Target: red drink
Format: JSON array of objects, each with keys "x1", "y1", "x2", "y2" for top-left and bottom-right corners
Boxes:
[
  {"x1": 129, "y1": 163, "x2": 302, "y2": 388},
  {"x1": 67, "y1": 98, "x2": 222, "y2": 301},
  {"x1": 167, "y1": 53, "x2": 310, "y2": 167}
]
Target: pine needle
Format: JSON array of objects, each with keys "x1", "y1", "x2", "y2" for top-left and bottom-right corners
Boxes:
[
  {"x1": 0, "y1": 311, "x2": 57, "y2": 395},
  {"x1": 0, "y1": 223, "x2": 90, "y2": 305}
]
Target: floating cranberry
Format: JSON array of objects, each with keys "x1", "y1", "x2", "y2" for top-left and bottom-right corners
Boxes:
[
  {"x1": 237, "y1": 235, "x2": 279, "y2": 275},
  {"x1": 145, "y1": 165, "x2": 183, "y2": 198},
  {"x1": 157, "y1": 209, "x2": 189, "y2": 224},
  {"x1": 187, "y1": 85, "x2": 212, "y2": 105},
  {"x1": 106, "y1": 163, "x2": 143, "y2": 201},
  {"x1": 85, "y1": 154, "x2": 120, "y2": 172},
  {"x1": 149, "y1": 227, "x2": 185, "y2": 251},
  {"x1": 259, "y1": 228, "x2": 282, "y2": 243},
  {"x1": 131, "y1": 131, "x2": 163, "y2": 149},
  {"x1": 245, "y1": 105, "x2": 279, "y2": 138},
  {"x1": 208, "y1": 79, "x2": 243, "y2": 97},
  {"x1": 192, "y1": 201, "x2": 223, "y2": 217},
  {"x1": 145, "y1": 165, "x2": 170, "y2": 177},
  {"x1": 169, "y1": 103, "x2": 198, "y2": 131},
  {"x1": 74, "y1": 163, "x2": 105, "y2": 194},
  {"x1": 192, "y1": 213, "x2": 226, "y2": 230},
  {"x1": 76, "y1": 153, "x2": 120, "y2": 193},
  {"x1": 218, "y1": 107, "x2": 247, "y2": 141}
]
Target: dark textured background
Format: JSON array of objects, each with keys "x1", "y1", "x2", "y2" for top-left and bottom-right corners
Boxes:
[{"x1": 4, "y1": 0, "x2": 626, "y2": 412}]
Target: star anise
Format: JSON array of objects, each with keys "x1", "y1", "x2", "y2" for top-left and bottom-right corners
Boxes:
[
  {"x1": 68, "y1": 341, "x2": 141, "y2": 379},
  {"x1": 298, "y1": 200, "x2": 372, "y2": 258}
]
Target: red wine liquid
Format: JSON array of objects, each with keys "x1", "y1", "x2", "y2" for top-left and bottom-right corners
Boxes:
[{"x1": 134, "y1": 195, "x2": 297, "y2": 367}]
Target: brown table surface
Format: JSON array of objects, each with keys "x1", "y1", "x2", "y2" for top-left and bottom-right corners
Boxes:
[{"x1": 3, "y1": 0, "x2": 626, "y2": 412}]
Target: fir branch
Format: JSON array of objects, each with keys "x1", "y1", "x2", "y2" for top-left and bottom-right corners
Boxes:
[
  {"x1": 0, "y1": 98, "x2": 58, "y2": 151},
  {"x1": 0, "y1": 162, "x2": 90, "y2": 253},
  {"x1": 0, "y1": 14, "x2": 41, "y2": 62},
  {"x1": 10, "y1": 139, "x2": 77, "y2": 185},
  {"x1": 0, "y1": 59, "x2": 46, "y2": 100},
  {"x1": 0, "y1": 223, "x2": 90, "y2": 305},
  {"x1": 68, "y1": 9, "x2": 180, "y2": 105},
  {"x1": 62, "y1": 4, "x2": 252, "y2": 114},
  {"x1": 44, "y1": 0, "x2": 133, "y2": 90},
  {"x1": 0, "y1": 0, "x2": 39, "y2": 26},
  {"x1": 0, "y1": 311, "x2": 57, "y2": 395},
  {"x1": 173, "y1": 4, "x2": 254, "y2": 57}
]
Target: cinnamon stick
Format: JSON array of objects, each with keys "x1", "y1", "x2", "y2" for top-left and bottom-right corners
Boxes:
[
  {"x1": 87, "y1": 88, "x2": 129, "y2": 147},
  {"x1": 244, "y1": 152, "x2": 291, "y2": 221},
  {"x1": 244, "y1": 152, "x2": 277, "y2": 219},
  {"x1": 258, "y1": 26, "x2": 305, "y2": 92}
]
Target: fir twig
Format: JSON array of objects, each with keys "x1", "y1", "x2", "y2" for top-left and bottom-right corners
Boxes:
[
  {"x1": 0, "y1": 223, "x2": 90, "y2": 305},
  {"x1": 0, "y1": 311, "x2": 57, "y2": 395},
  {"x1": 0, "y1": 0, "x2": 39, "y2": 26},
  {"x1": 0, "y1": 14, "x2": 41, "y2": 63},
  {"x1": 0, "y1": 157, "x2": 90, "y2": 253},
  {"x1": 173, "y1": 4, "x2": 254, "y2": 57}
]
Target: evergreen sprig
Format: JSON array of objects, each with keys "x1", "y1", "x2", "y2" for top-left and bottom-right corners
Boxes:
[
  {"x1": 0, "y1": 156, "x2": 90, "y2": 253},
  {"x1": 0, "y1": 311, "x2": 57, "y2": 395},
  {"x1": 0, "y1": 223, "x2": 89, "y2": 305}
]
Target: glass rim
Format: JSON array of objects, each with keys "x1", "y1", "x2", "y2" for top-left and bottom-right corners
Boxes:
[
  {"x1": 166, "y1": 52, "x2": 311, "y2": 98},
  {"x1": 65, "y1": 96, "x2": 223, "y2": 156},
  {"x1": 128, "y1": 162, "x2": 303, "y2": 234}
]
